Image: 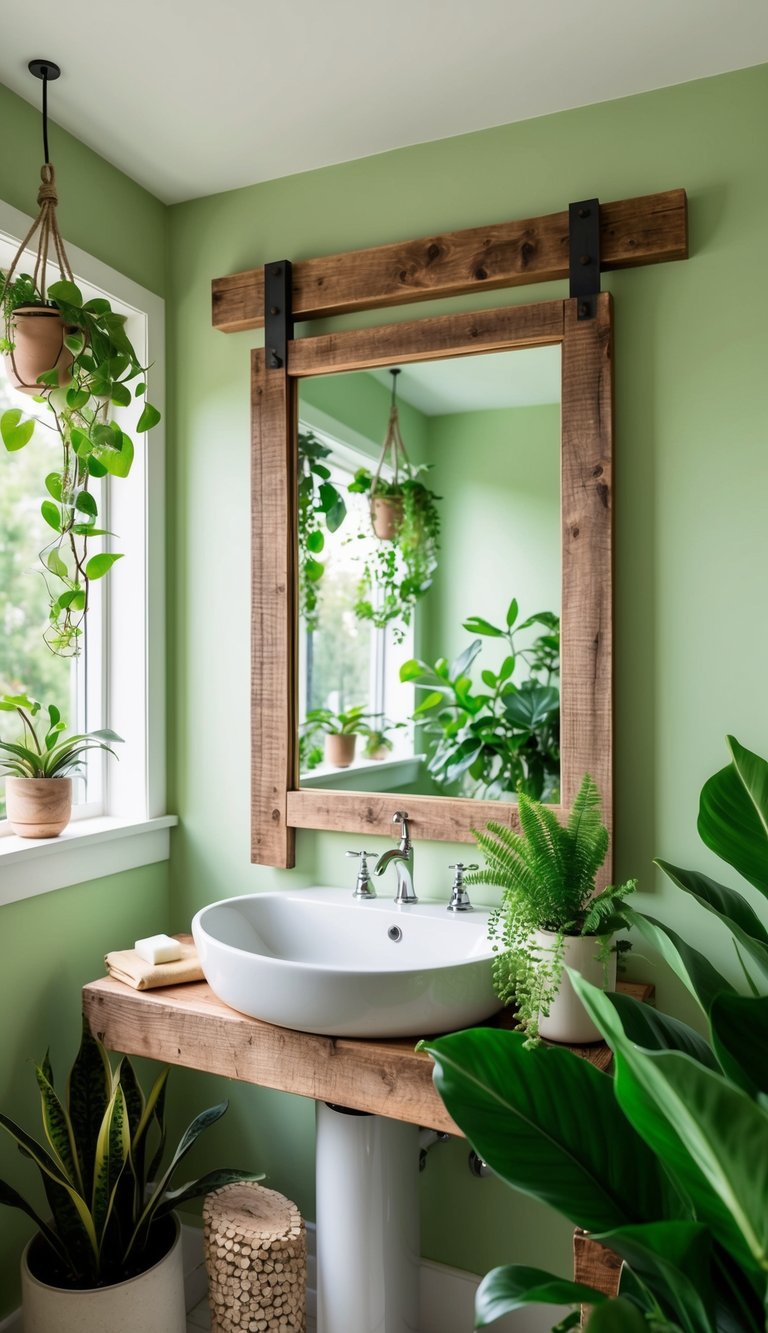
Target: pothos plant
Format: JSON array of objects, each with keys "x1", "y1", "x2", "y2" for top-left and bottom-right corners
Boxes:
[
  {"x1": 348, "y1": 463, "x2": 440, "y2": 640},
  {"x1": 0, "y1": 273, "x2": 160, "y2": 657},
  {"x1": 471, "y1": 774, "x2": 635, "y2": 1044},
  {"x1": 401, "y1": 597, "x2": 560, "y2": 800},
  {"x1": 298, "y1": 429, "x2": 347, "y2": 630}
]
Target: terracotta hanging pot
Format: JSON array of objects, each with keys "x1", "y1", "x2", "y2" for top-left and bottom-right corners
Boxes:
[
  {"x1": 4, "y1": 776, "x2": 73, "y2": 837},
  {"x1": 371, "y1": 495, "x2": 403, "y2": 541},
  {"x1": 325, "y1": 733, "x2": 357, "y2": 768},
  {"x1": 6, "y1": 304, "x2": 73, "y2": 395}
]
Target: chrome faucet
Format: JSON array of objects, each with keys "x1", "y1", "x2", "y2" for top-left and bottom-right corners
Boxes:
[{"x1": 374, "y1": 811, "x2": 418, "y2": 904}]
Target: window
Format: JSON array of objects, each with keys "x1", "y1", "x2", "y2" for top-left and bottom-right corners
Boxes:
[{"x1": 0, "y1": 197, "x2": 171, "y2": 895}]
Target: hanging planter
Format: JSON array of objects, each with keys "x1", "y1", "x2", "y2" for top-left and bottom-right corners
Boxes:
[
  {"x1": 349, "y1": 368, "x2": 441, "y2": 635},
  {"x1": 0, "y1": 61, "x2": 161, "y2": 657}
]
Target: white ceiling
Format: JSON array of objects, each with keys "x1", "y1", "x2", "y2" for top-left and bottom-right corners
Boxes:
[
  {"x1": 370, "y1": 347, "x2": 561, "y2": 415},
  {"x1": 1, "y1": 1, "x2": 767, "y2": 205}
]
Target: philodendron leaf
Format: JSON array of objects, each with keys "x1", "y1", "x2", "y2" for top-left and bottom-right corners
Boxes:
[
  {"x1": 709, "y1": 993, "x2": 768, "y2": 1098},
  {"x1": 622, "y1": 907, "x2": 733, "y2": 1014},
  {"x1": 421, "y1": 1028, "x2": 678, "y2": 1233},
  {"x1": 136, "y1": 402, "x2": 160, "y2": 433},
  {"x1": 585, "y1": 1299, "x2": 649, "y2": 1332},
  {"x1": 572, "y1": 974, "x2": 768, "y2": 1276},
  {"x1": 85, "y1": 552, "x2": 123, "y2": 581},
  {"x1": 1, "y1": 408, "x2": 34, "y2": 451},
  {"x1": 598, "y1": 989, "x2": 719, "y2": 1071},
  {"x1": 698, "y1": 737, "x2": 768, "y2": 895},
  {"x1": 48, "y1": 279, "x2": 84, "y2": 307},
  {"x1": 591, "y1": 1221, "x2": 716, "y2": 1333},
  {"x1": 656, "y1": 860, "x2": 768, "y2": 988},
  {"x1": 40, "y1": 500, "x2": 62, "y2": 532},
  {"x1": 475, "y1": 1265, "x2": 607, "y2": 1327}
]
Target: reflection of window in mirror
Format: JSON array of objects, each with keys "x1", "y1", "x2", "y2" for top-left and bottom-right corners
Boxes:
[{"x1": 297, "y1": 345, "x2": 562, "y2": 802}]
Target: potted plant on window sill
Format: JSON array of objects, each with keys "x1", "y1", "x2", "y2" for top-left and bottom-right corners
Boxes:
[
  {"x1": 302, "y1": 705, "x2": 381, "y2": 769},
  {"x1": 472, "y1": 773, "x2": 635, "y2": 1044},
  {"x1": 0, "y1": 692, "x2": 122, "y2": 837},
  {"x1": 0, "y1": 1019, "x2": 261, "y2": 1333}
]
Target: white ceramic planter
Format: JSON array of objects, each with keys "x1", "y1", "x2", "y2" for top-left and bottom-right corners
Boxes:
[
  {"x1": 535, "y1": 930, "x2": 617, "y2": 1044},
  {"x1": 21, "y1": 1213, "x2": 186, "y2": 1333},
  {"x1": 5, "y1": 776, "x2": 72, "y2": 837}
]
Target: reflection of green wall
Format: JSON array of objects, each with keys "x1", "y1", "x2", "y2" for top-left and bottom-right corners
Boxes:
[
  {"x1": 300, "y1": 369, "x2": 428, "y2": 463},
  {"x1": 423, "y1": 403, "x2": 560, "y2": 668}
]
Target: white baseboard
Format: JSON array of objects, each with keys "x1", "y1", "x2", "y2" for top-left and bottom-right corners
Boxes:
[{"x1": 0, "y1": 1309, "x2": 21, "y2": 1332}]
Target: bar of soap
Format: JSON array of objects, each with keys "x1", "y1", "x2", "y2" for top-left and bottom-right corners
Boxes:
[{"x1": 134, "y1": 933, "x2": 182, "y2": 965}]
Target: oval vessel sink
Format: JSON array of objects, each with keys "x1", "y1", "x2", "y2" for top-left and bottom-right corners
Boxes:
[{"x1": 192, "y1": 886, "x2": 500, "y2": 1038}]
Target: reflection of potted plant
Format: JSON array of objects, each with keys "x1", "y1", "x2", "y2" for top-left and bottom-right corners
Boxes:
[
  {"x1": 402, "y1": 598, "x2": 560, "y2": 800},
  {"x1": 349, "y1": 464, "x2": 440, "y2": 635},
  {"x1": 0, "y1": 1020, "x2": 260, "y2": 1333},
  {"x1": 0, "y1": 273, "x2": 160, "y2": 656},
  {"x1": 298, "y1": 429, "x2": 347, "y2": 630},
  {"x1": 472, "y1": 774, "x2": 635, "y2": 1044},
  {"x1": 302, "y1": 705, "x2": 378, "y2": 768},
  {"x1": 0, "y1": 692, "x2": 122, "y2": 837}
]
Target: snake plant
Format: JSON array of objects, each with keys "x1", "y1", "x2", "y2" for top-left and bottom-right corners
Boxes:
[
  {"x1": 0, "y1": 1020, "x2": 262, "y2": 1288},
  {"x1": 0, "y1": 692, "x2": 121, "y2": 779}
]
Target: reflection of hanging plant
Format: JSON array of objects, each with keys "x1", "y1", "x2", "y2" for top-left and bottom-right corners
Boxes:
[
  {"x1": 348, "y1": 369, "x2": 440, "y2": 636},
  {"x1": 401, "y1": 598, "x2": 560, "y2": 800},
  {"x1": 298, "y1": 429, "x2": 347, "y2": 630}
]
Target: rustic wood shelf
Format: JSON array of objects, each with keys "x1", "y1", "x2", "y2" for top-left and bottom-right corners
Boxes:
[{"x1": 83, "y1": 978, "x2": 652, "y2": 1136}]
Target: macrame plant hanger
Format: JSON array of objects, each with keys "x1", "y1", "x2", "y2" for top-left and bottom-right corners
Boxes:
[
  {"x1": 369, "y1": 368, "x2": 410, "y2": 527},
  {"x1": 3, "y1": 59, "x2": 75, "y2": 386}
]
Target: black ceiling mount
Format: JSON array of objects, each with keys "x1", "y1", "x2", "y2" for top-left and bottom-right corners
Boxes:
[
  {"x1": 28, "y1": 60, "x2": 61, "y2": 81},
  {"x1": 264, "y1": 261, "x2": 294, "y2": 370},
  {"x1": 568, "y1": 198, "x2": 601, "y2": 320}
]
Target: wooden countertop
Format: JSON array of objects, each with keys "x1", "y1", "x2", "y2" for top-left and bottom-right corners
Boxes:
[{"x1": 83, "y1": 978, "x2": 652, "y2": 1137}]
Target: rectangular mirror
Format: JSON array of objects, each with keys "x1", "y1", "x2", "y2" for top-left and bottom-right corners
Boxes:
[
  {"x1": 296, "y1": 347, "x2": 561, "y2": 805},
  {"x1": 251, "y1": 295, "x2": 613, "y2": 866}
]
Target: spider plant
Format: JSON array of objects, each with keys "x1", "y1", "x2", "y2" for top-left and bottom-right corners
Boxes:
[
  {"x1": 0, "y1": 691, "x2": 121, "y2": 778},
  {"x1": 473, "y1": 773, "x2": 635, "y2": 1041}
]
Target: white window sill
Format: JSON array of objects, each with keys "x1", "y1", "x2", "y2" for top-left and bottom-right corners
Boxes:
[
  {"x1": 300, "y1": 755, "x2": 424, "y2": 792},
  {"x1": 0, "y1": 815, "x2": 178, "y2": 907}
]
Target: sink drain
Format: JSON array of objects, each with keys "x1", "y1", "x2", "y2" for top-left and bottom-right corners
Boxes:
[{"x1": 387, "y1": 926, "x2": 403, "y2": 943}]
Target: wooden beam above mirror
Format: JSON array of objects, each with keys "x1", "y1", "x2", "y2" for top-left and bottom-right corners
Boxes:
[{"x1": 212, "y1": 188, "x2": 687, "y2": 334}]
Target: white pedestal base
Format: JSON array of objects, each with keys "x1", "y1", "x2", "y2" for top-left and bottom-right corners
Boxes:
[{"x1": 316, "y1": 1104, "x2": 420, "y2": 1333}]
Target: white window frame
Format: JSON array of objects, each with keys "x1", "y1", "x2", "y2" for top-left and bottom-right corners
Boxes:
[{"x1": 0, "y1": 197, "x2": 175, "y2": 905}]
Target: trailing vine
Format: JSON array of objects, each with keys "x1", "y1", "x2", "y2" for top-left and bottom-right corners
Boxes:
[{"x1": 297, "y1": 429, "x2": 347, "y2": 630}]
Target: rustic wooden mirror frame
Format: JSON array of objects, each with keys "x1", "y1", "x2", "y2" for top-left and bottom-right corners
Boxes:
[{"x1": 212, "y1": 189, "x2": 687, "y2": 868}]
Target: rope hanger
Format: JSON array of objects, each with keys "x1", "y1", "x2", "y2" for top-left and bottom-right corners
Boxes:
[{"x1": 370, "y1": 368, "x2": 411, "y2": 501}]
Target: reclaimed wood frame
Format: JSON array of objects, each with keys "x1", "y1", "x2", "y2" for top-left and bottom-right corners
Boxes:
[{"x1": 252, "y1": 292, "x2": 614, "y2": 868}]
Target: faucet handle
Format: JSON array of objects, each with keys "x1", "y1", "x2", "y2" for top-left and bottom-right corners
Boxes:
[
  {"x1": 346, "y1": 850, "x2": 377, "y2": 899},
  {"x1": 447, "y1": 863, "x2": 478, "y2": 912},
  {"x1": 392, "y1": 810, "x2": 410, "y2": 843}
]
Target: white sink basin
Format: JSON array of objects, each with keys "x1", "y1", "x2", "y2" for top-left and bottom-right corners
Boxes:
[{"x1": 192, "y1": 886, "x2": 500, "y2": 1038}]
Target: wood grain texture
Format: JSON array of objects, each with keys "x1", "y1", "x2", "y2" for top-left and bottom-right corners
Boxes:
[
  {"x1": 212, "y1": 190, "x2": 687, "y2": 333},
  {"x1": 560, "y1": 293, "x2": 614, "y2": 879},
  {"x1": 573, "y1": 1228, "x2": 622, "y2": 1312},
  {"x1": 83, "y1": 978, "x2": 652, "y2": 1135},
  {"x1": 252, "y1": 349, "x2": 297, "y2": 867}
]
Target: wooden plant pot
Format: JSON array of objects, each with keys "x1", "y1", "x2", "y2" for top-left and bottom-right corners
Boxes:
[
  {"x1": 325, "y1": 733, "x2": 357, "y2": 768},
  {"x1": 6, "y1": 304, "x2": 73, "y2": 395},
  {"x1": 371, "y1": 496, "x2": 403, "y2": 541},
  {"x1": 535, "y1": 931, "x2": 617, "y2": 1044},
  {"x1": 4, "y1": 776, "x2": 73, "y2": 838},
  {"x1": 21, "y1": 1213, "x2": 185, "y2": 1333}
]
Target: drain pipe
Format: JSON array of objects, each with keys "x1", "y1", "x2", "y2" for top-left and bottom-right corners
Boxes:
[{"x1": 418, "y1": 1129, "x2": 450, "y2": 1171}]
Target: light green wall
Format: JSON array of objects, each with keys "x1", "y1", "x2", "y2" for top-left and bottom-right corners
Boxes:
[
  {"x1": 300, "y1": 368, "x2": 429, "y2": 462},
  {"x1": 167, "y1": 59, "x2": 768, "y2": 1282},
  {"x1": 0, "y1": 83, "x2": 169, "y2": 1317},
  {"x1": 422, "y1": 403, "x2": 561, "y2": 666}
]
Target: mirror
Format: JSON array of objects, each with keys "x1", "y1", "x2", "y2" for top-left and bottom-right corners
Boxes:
[{"x1": 296, "y1": 347, "x2": 562, "y2": 804}]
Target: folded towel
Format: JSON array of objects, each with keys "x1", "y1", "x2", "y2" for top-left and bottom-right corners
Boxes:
[{"x1": 105, "y1": 939, "x2": 203, "y2": 990}]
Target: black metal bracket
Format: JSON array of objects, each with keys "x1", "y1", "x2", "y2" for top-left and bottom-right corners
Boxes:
[
  {"x1": 264, "y1": 260, "x2": 293, "y2": 369},
  {"x1": 568, "y1": 199, "x2": 601, "y2": 320}
]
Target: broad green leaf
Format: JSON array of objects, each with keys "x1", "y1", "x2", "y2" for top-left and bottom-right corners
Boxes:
[
  {"x1": 599, "y1": 989, "x2": 719, "y2": 1071},
  {"x1": 503, "y1": 683, "x2": 559, "y2": 729},
  {"x1": 325, "y1": 493, "x2": 347, "y2": 533},
  {"x1": 475, "y1": 1265, "x2": 606, "y2": 1327},
  {"x1": 99, "y1": 432, "x2": 134, "y2": 478},
  {"x1": 41, "y1": 499, "x2": 61, "y2": 531},
  {"x1": 63, "y1": 332, "x2": 85, "y2": 357},
  {"x1": 92, "y1": 1084, "x2": 130, "y2": 1238},
  {"x1": 128, "y1": 1101, "x2": 228, "y2": 1257},
  {"x1": 85, "y1": 552, "x2": 123, "y2": 580},
  {"x1": 709, "y1": 993, "x2": 768, "y2": 1097},
  {"x1": 585, "y1": 1299, "x2": 649, "y2": 1332},
  {"x1": 70, "y1": 426, "x2": 92, "y2": 456},
  {"x1": 83, "y1": 297, "x2": 110, "y2": 314},
  {"x1": 462, "y1": 615, "x2": 503, "y2": 637},
  {"x1": 592, "y1": 1221, "x2": 716, "y2": 1333},
  {"x1": 506, "y1": 597, "x2": 519, "y2": 627},
  {"x1": 451, "y1": 639, "x2": 483, "y2": 679},
  {"x1": 421, "y1": 1028, "x2": 677, "y2": 1232},
  {"x1": 0, "y1": 1110, "x2": 98, "y2": 1258},
  {"x1": 76, "y1": 491, "x2": 98, "y2": 517},
  {"x1": 1, "y1": 408, "x2": 35, "y2": 451},
  {"x1": 698, "y1": 737, "x2": 768, "y2": 894},
  {"x1": 44, "y1": 472, "x2": 63, "y2": 502},
  {"x1": 414, "y1": 691, "x2": 443, "y2": 715},
  {"x1": 48, "y1": 279, "x2": 83, "y2": 306},
  {"x1": 87, "y1": 454, "x2": 108, "y2": 478},
  {"x1": 66, "y1": 1019, "x2": 113, "y2": 1205},
  {"x1": 136, "y1": 401, "x2": 161, "y2": 433},
  {"x1": 72, "y1": 524, "x2": 112, "y2": 537},
  {"x1": 657, "y1": 861, "x2": 768, "y2": 957},
  {"x1": 110, "y1": 381, "x2": 131, "y2": 407},
  {"x1": 304, "y1": 557, "x2": 323, "y2": 583},
  {"x1": 307, "y1": 529, "x2": 325, "y2": 553},
  {"x1": 47, "y1": 549, "x2": 68, "y2": 579},
  {"x1": 623, "y1": 907, "x2": 733, "y2": 1014}
]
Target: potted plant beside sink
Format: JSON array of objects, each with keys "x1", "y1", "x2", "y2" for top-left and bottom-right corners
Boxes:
[
  {"x1": 0, "y1": 1019, "x2": 261, "y2": 1333},
  {"x1": 471, "y1": 773, "x2": 635, "y2": 1044}
]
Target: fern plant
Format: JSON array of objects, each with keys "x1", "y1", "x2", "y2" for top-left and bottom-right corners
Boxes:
[{"x1": 472, "y1": 774, "x2": 635, "y2": 1042}]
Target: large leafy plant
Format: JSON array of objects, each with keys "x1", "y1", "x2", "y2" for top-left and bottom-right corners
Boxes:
[
  {"x1": 422, "y1": 735, "x2": 768, "y2": 1332},
  {"x1": 0, "y1": 273, "x2": 160, "y2": 656},
  {"x1": 401, "y1": 597, "x2": 560, "y2": 800},
  {"x1": 474, "y1": 773, "x2": 635, "y2": 1041},
  {"x1": 0, "y1": 1020, "x2": 261, "y2": 1289},
  {"x1": 0, "y1": 691, "x2": 121, "y2": 778},
  {"x1": 298, "y1": 429, "x2": 347, "y2": 631},
  {"x1": 349, "y1": 463, "x2": 440, "y2": 638}
]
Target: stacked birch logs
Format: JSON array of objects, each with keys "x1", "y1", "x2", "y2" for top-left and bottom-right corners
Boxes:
[{"x1": 203, "y1": 1182, "x2": 307, "y2": 1332}]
